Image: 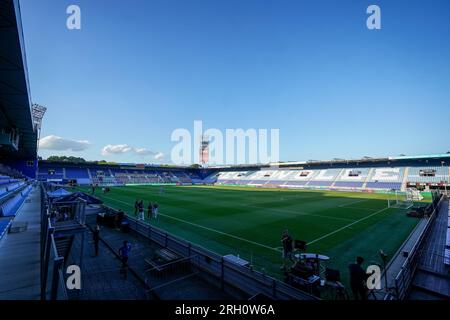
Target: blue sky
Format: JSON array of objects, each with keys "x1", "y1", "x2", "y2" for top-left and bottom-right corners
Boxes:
[{"x1": 19, "y1": 0, "x2": 450, "y2": 164}]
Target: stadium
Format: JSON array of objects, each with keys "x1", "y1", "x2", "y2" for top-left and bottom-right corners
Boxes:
[{"x1": 1, "y1": 0, "x2": 450, "y2": 305}]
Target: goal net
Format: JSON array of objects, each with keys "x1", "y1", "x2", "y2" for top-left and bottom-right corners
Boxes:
[{"x1": 387, "y1": 190, "x2": 414, "y2": 209}]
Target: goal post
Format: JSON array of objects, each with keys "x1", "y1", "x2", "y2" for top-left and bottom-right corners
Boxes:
[{"x1": 387, "y1": 190, "x2": 414, "y2": 209}]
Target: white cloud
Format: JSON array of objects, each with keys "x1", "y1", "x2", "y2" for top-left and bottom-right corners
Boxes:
[
  {"x1": 101, "y1": 144, "x2": 163, "y2": 161},
  {"x1": 134, "y1": 147, "x2": 155, "y2": 156},
  {"x1": 101, "y1": 144, "x2": 133, "y2": 156},
  {"x1": 154, "y1": 152, "x2": 164, "y2": 161},
  {"x1": 39, "y1": 135, "x2": 90, "y2": 151}
]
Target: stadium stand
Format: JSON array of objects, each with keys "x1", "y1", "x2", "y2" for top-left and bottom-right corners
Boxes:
[
  {"x1": 333, "y1": 168, "x2": 370, "y2": 188},
  {"x1": 35, "y1": 161, "x2": 450, "y2": 194},
  {"x1": 214, "y1": 166, "x2": 424, "y2": 191},
  {"x1": 407, "y1": 166, "x2": 450, "y2": 185},
  {"x1": 365, "y1": 167, "x2": 405, "y2": 190},
  {"x1": 308, "y1": 168, "x2": 342, "y2": 187},
  {"x1": 37, "y1": 167, "x2": 63, "y2": 181},
  {"x1": 0, "y1": 184, "x2": 32, "y2": 217},
  {"x1": 65, "y1": 167, "x2": 90, "y2": 179}
]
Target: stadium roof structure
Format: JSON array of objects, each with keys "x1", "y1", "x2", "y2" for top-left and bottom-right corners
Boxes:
[
  {"x1": 39, "y1": 153, "x2": 450, "y2": 171},
  {"x1": 272, "y1": 153, "x2": 450, "y2": 168},
  {"x1": 0, "y1": 0, "x2": 36, "y2": 159}
]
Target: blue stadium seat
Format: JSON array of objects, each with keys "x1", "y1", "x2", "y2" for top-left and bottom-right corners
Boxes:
[
  {"x1": 0, "y1": 219, "x2": 11, "y2": 240},
  {"x1": 334, "y1": 181, "x2": 364, "y2": 188},
  {"x1": 407, "y1": 166, "x2": 450, "y2": 184},
  {"x1": 0, "y1": 185, "x2": 31, "y2": 217}
]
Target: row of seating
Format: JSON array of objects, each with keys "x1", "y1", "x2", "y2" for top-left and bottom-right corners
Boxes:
[
  {"x1": 408, "y1": 166, "x2": 450, "y2": 183},
  {"x1": 0, "y1": 164, "x2": 25, "y2": 179},
  {"x1": 0, "y1": 180, "x2": 26, "y2": 200},
  {"x1": 0, "y1": 185, "x2": 32, "y2": 217},
  {"x1": 0, "y1": 174, "x2": 31, "y2": 241},
  {"x1": 65, "y1": 167, "x2": 90, "y2": 179},
  {"x1": 39, "y1": 166, "x2": 202, "y2": 185},
  {"x1": 215, "y1": 167, "x2": 418, "y2": 191}
]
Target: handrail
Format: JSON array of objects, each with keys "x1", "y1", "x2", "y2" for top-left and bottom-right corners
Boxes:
[
  {"x1": 40, "y1": 183, "x2": 69, "y2": 300},
  {"x1": 107, "y1": 205, "x2": 317, "y2": 300},
  {"x1": 393, "y1": 194, "x2": 445, "y2": 299}
]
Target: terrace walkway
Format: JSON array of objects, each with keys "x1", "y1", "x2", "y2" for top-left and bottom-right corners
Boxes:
[
  {"x1": 0, "y1": 187, "x2": 41, "y2": 300},
  {"x1": 64, "y1": 225, "x2": 149, "y2": 300},
  {"x1": 409, "y1": 200, "x2": 450, "y2": 299},
  {"x1": 76, "y1": 214, "x2": 237, "y2": 300}
]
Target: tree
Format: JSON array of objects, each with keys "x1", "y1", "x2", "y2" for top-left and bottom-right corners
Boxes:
[{"x1": 46, "y1": 156, "x2": 86, "y2": 163}]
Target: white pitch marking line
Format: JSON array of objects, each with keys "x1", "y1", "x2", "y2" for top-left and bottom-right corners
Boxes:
[
  {"x1": 307, "y1": 206, "x2": 391, "y2": 246},
  {"x1": 126, "y1": 185, "x2": 355, "y2": 222},
  {"x1": 158, "y1": 212, "x2": 282, "y2": 253},
  {"x1": 338, "y1": 199, "x2": 367, "y2": 208},
  {"x1": 99, "y1": 194, "x2": 282, "y2": 253}
]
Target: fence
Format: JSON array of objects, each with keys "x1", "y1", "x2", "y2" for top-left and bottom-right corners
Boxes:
[
  {"x1": 393, "y1": 193, "x2": 445, "y2": 299},
  {"x1": 103, "y1": 206, "x2": 316, "y2": 300},
  {"x1": 40, "y1": 184, "x2": 68, "y2": 300}
]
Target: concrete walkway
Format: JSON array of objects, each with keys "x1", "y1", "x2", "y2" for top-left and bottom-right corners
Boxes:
[
  {"x1": 409, "y1": 200, "x2": 450, "y2": 299},
  {"x1": 0, "y1": 187, "x2": 41, "y2": 300}
]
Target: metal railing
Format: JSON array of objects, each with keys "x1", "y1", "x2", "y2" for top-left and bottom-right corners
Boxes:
[
  {"x1": 393, "y1": 194, "x2": 445, "y2": 299},
  {"x1": 40, "y1": 184, "x2": 68, "y2": 300},
  {"x1": 105, "y1": 206, "x2": 317, "y2": 300}
]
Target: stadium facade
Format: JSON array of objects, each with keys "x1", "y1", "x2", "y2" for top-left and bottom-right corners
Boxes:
[{"x1": 38, "y1": 153, "x2": 450, "y2": 193}]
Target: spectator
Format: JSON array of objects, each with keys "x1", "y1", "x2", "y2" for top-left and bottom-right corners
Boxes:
[
  {"x1": 153, "y1": 203, "x2": 159, "y2": 219},
  {"x1": 138, "y1": 202, "x2": 145, "y2": 221},
  {"x1": 134, "y1": 200, "x2": 139, "y2": 216},
  {"x1": 348, "y1": 256, "x2": 368, "y2": 300},
  {"x1": 93, "y1": 225, "x2": 100, "y2": 256},
  {"x1": 281, "y1": 229, "x2": 293, "y2": 262},
  {"x1": 116, "y1": 209, "x2": 125, "y2": 229},
  {"x1": 147, "y1": 202, "x2": 153, "y2": 219},
  {"x1": 118, "y1": 240, "x2": 132, "y2": 279}
]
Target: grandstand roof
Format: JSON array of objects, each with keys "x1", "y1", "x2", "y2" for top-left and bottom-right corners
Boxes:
[
  {"x1": 0, "y1": 0, "x2": 36, "y2": 159},
  {"x1": 272, "y1": 153, "x2": 450, "y2": 168}
]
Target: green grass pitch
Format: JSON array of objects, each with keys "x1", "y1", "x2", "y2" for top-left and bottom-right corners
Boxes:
[{"x1": 79, "y1": 184, "x2": 425, "y2": 286}]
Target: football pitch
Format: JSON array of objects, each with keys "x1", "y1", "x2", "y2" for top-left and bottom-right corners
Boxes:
[{"x1": 80, "y1": 184, "x2": 425, "y2": 285}]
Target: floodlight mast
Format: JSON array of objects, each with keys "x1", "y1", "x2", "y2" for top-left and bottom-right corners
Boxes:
[
  {"x1": 200, "y1": 135, "x2": 210, "y2": 168},
  {"x1": 31, "y1": 103, "x2": 47, "y2": 153}
]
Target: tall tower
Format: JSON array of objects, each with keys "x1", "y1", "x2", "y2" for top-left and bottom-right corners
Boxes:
[{"x1": 199, "y1": 135, "x2": 209, "y2": 167}]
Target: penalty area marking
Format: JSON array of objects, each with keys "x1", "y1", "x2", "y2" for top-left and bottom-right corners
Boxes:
[
  {"x1": 98, "y1": 194, "x2": 282, "y2": 253},
  {"x1": 307, "y1": 206, "x2": 391, "y2": 246},
  {"x1": 338, "y1": 199, "x2": 367, "y2": 208}
]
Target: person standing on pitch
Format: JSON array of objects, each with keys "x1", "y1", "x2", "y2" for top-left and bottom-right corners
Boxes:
[
  {"x1": 153, "y1": 203, "x2": 159, "y2": 219},
  {"x1": 138, "y1": 201, "x2": 145, "y2": 221},
  {"x1": 147, "y1": 202, "x2": 153, "y2": 219},
  {"x1": 281, "y1": 229, "x2": 293, "y2": 263},
  {"x1": 134, "y1": 200, "x2": 139, "y2": 216}
]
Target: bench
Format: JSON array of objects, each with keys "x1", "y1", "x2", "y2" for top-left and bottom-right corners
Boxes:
[{"x1": 145, "y1": 248, "x2": 182, "y2": 273}]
